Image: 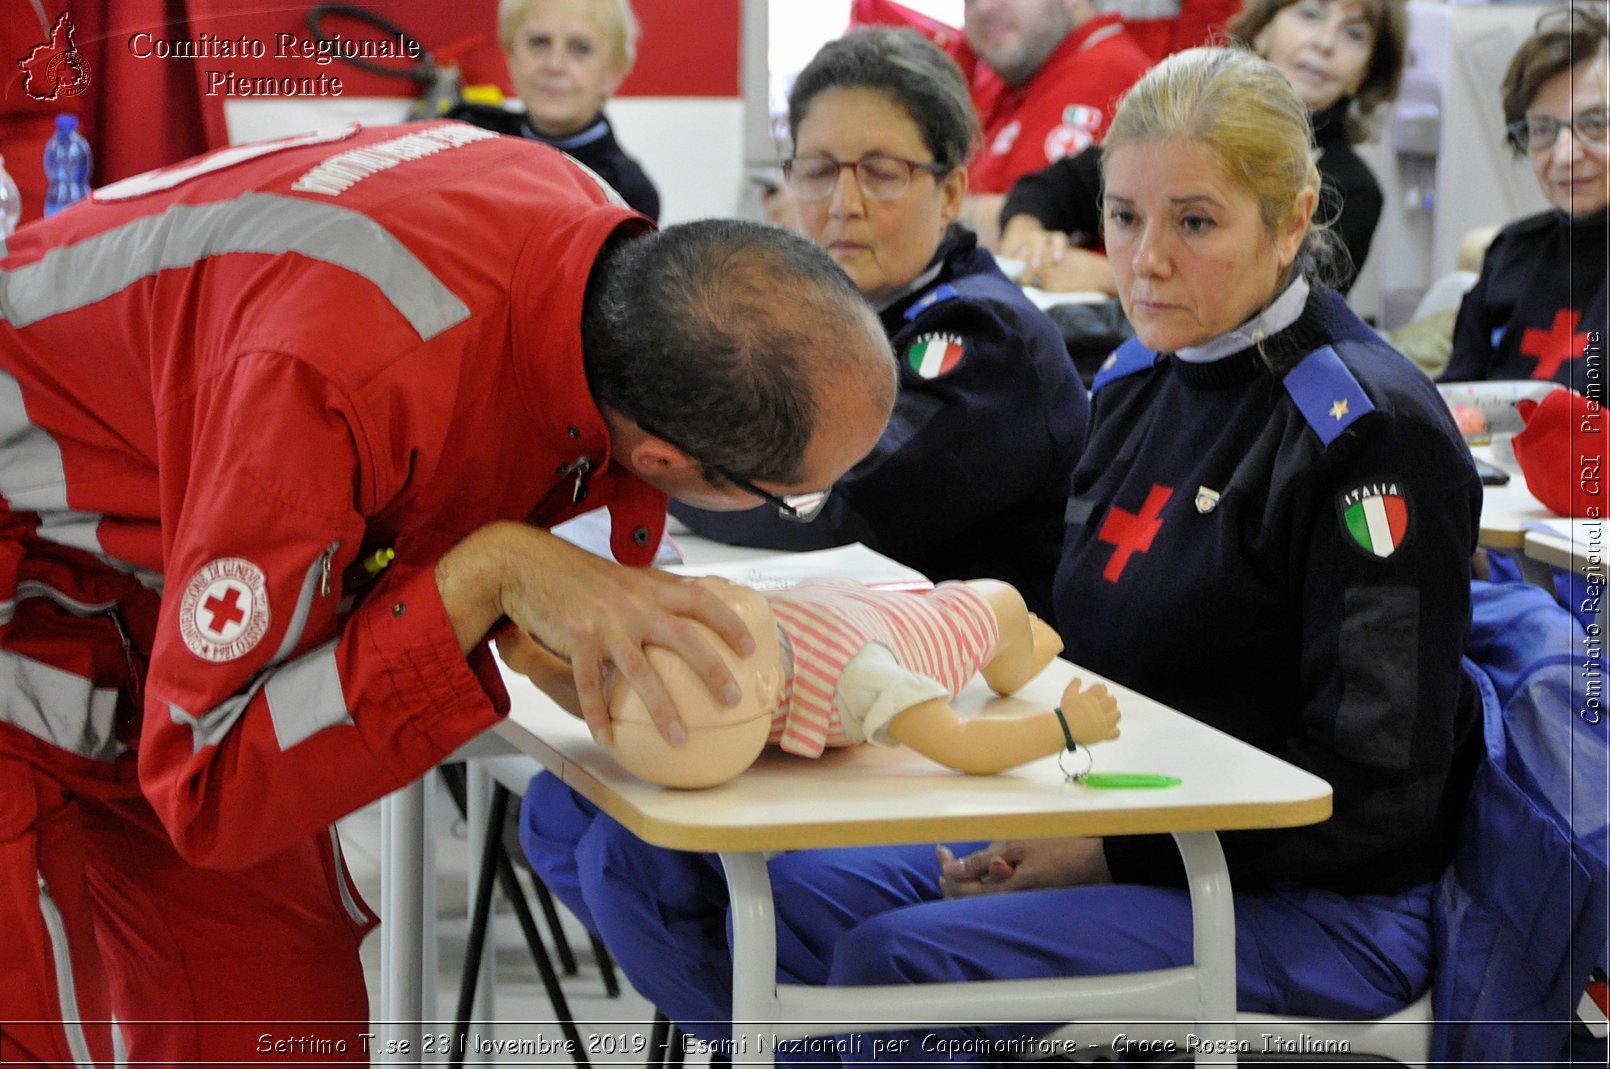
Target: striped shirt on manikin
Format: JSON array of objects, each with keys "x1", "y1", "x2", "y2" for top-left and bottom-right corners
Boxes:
[{"x1": 765, "y1": 578, "x2": 1000, "y2": 758}]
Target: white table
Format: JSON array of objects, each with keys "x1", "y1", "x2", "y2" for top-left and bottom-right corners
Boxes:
[
  {"x1": 1473, "y1": 446, "x2": 1555, "y2": 547},
  {"x1": 373, "y1": 532, "x2": 1333, "y2": 1064},
  {"x1": 494, "y1": 650, "x2": 1332, "y2": 1067},
  {"x1": 1472, "y1": 444, "x2": 1608, "y2": 605},
  {"x1": 1525, "y1": 521, "x2": 1608, "y2": 635}
]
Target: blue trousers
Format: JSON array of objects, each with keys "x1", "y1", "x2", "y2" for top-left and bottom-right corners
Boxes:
[{"x1": 520, "y1": 772, "x2": 1434, "y2": 1066}]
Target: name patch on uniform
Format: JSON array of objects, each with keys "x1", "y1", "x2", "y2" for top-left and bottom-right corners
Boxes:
[
  {"x1": 1043, "y1": 105, "x2": 1101, "y2": 161},
  {"x1": 907, "y1": 333, "x2": 966, "y2": 378},
  {"x1": 179, "y1": 557, "x2": 271, "y2": 662},
  {"x1": 1338, "y1": 482, "x2": 1408, "y2": 559},
  {"x1": 291, "y1": 124, "x2": 498, "y2": 196}
]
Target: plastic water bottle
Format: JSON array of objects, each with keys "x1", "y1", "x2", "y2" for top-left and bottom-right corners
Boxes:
[
  {"x1": 43, "y1": 114, "x2": 91, "y2": 217},
  {"x1": 0, "y1": 153, "x2": 20, "y2": 237}
]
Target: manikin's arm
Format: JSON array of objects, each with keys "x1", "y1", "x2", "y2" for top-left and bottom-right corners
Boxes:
[
  {"x1": 886, "y1": 579, "x2": 1119, "y2": 775},
  {"x1": 886, "y1": 677, "x2": 1119, "y2": 775}
]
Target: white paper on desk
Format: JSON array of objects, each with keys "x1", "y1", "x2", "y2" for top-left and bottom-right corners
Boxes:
[
  {"x1": 1525, "y1": 517, "x2": 1604, "y2": 540},
  {"x1": 666, "y1": 543, "x2": 932, "y2": 591}
]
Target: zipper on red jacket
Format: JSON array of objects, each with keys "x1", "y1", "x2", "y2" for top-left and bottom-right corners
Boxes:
[
  {"x1": 108, "y1": 605, "x2": 145, "y2": 706},
  {"x1": 317, "y1": 541, "x2": 339, "y2": 596},
  {"x1": 531, "y1": 456, "x2": 595, "y2": 519}
]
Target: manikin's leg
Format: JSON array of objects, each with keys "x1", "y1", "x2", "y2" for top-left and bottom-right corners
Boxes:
[{"x1": 966, "y1": 580, "x2": 1063, "y2": 695}]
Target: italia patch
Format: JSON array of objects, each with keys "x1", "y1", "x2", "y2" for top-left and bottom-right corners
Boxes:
[
  {"x1": 179, "y1": 557, "x2": 271, "y2": 662},
  {"x1": 1338, "y1": 482, "x2": 1408, "y2": 559},
  {"x1": 907, "y1": 333, "x2": 965, "y2": 378}
]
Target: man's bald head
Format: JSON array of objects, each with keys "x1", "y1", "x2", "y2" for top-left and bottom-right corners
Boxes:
[{"x1": 583, "y1": 219, "x2": 894, "y2": 486}]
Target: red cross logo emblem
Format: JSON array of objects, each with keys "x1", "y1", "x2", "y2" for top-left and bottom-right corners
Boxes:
[
  {"x1": 1097, "y1": 484, "x2": 1173, "y2": 583},
  {"x1": 1520, "y1": 308, "x2": 1588, "y2": 382},
  {"x1": 199, "y1": 582, "x2": 250, "y2": 639},
  {"x1": 179, "y1": 557, "x2": 270, "y2": 662}
]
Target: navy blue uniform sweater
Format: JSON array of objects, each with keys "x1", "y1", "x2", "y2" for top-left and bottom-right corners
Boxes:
[
  {"x1": 1057, "y1": 287, "x2": 1481, "y2": 894},
  {"x1": 1442, "y1": 206, "x2": 1607, "y2": 398},
  {"x1": 447, "y1": 103, "x2": 660, "y2": 222}
]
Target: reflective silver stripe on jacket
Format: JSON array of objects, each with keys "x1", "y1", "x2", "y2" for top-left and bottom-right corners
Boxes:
[
  {"x1": 1, "y1": 650, "x2": 123, "y2": 761},
  {"x1": 1115, "y1": 0, "x2": 1183, "y2": 19},
  {"x1": 38, "y1": 871, "x2": 99, "y2": 1068},
  {"x1": 0, "y1": 368, "x2": 74, "y2": 518},
  {"x1": 267, "y1": 639, "x2": 351, "y2": 749},
  {"x1": 0, "y1": 367, "x2": 161, "y2": 589},
  {"x1": 328, "y1": 825, "x2": 370, "y2": 926},
  {"x1": 0, "y1": 192, "x2": 470, "y2": 339}
]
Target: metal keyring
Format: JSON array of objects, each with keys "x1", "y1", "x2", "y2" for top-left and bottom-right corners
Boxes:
[{"x1": 1058, "y1": 745, "x2": 1093, "y2": 783}]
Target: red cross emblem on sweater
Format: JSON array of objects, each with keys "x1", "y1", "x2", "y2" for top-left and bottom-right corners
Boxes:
[
  {"x1": 1097, "y1": 484, "x2": 1173, "y2": 582},
  {"x1": 1520, "y1": 308, "x2": 1588, "y2": 381}
]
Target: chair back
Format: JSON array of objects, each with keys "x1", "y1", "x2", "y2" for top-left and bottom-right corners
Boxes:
[{"x1": 1432, "y1": 579, "x2": 1608, "y2": 1066}]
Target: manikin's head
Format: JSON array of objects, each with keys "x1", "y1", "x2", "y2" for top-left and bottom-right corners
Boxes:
[{"x1": 607, "y1": 577, "x2": 786, "y2": 788}]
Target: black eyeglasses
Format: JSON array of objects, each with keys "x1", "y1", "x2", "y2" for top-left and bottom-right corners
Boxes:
[
  {"x1": 636, "y1": 420, "x2": 830, "y2": 522},
  {"x1": 782, "y1": 154, "x2": 947, "y2": 201},
  {"x1": 1507, "y1": 108, "x2": 1610, "y2": 153}
]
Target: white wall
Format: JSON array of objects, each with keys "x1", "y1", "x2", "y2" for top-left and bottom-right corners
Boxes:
[
  {"x1": 227, "y1": 95, "x2": 747, "y2": 226},
  {"x1": 609, "y1": 98, "x2": 746, "y2": 224}
]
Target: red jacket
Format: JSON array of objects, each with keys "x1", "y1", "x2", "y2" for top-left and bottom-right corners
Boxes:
[
  {"x1": 968, "y1": 14, "x2": 1152, "y2": 194},
  {"x1": 0, "y1": 123, "x2": 663, "y2": 867}
]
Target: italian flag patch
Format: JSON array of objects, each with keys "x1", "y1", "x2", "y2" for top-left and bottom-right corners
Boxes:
[
  {"x1": 1339, "y1": 482, "x2": 1408, "y2": 559},
  {"x1": 907, "y1": 333, "x2": 965, "y2": 378}
]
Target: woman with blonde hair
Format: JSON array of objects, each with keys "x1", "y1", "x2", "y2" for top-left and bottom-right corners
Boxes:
[
  {"x1": 450, "y1": 0, "x2": 659, "y2": 218},
  {"x1": 719, "y1": 47, "x2": 1477, "y2": 1064}
]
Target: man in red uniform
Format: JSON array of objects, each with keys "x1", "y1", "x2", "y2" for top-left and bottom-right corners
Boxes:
[
  {"x1": 0, "y1": 122, "x2": 893, "y2": 1067},
  {"x1": 960, "y1": 0, "x2": 1152, "y2": 243}
]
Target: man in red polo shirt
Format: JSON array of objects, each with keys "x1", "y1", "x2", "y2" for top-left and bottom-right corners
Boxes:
[{"x1": 961, "y1": 0, "x2": 1152, "y2": 243}]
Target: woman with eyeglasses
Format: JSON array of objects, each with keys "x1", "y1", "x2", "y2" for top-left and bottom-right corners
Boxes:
[
  {"x1": 1441, "y1": 5, "x2": 1607, "y2": 391},
  {"x1": 670, "y1": 26, "x2": 1089, "y2": 621}
]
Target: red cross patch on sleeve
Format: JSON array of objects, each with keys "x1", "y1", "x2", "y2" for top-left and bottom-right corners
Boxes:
[{"x1": 179, "y1": 557, "x2": 271, "y2": 662}]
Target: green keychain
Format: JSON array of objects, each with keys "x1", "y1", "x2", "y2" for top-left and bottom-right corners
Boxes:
[{"x1": 1077, "y1": 772, "x2": 1182, "y2": 789}]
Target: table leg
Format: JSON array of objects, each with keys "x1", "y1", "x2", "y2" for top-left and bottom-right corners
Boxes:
[
  {"x1": 379, "y1": 780, "x2": 428, "y2": 1066},
  {"x1": 718, "y1": 837, "x2": 1238, "y2": 1066},
  {"x1": 465, "y1": 762, "x2": 497, "y2": 1025},
  {"x1": 1172, "y1": 831, "x2": 1237, "y2": 1067},
  {"x1": 720, "y1": 851, "x2": 778, "y2": 1068}
]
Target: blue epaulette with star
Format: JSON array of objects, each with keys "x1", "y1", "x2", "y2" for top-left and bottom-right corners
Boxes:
[
  {"x1": 903, "y1": 283, "x2": 959, "y2": 321},
  {"x1": 1091, "y1": 337, "x2": 1158, "y2": 394},
  {"x1": 1282, "y1": 345, "x2": 1374, "y2": 446}
]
